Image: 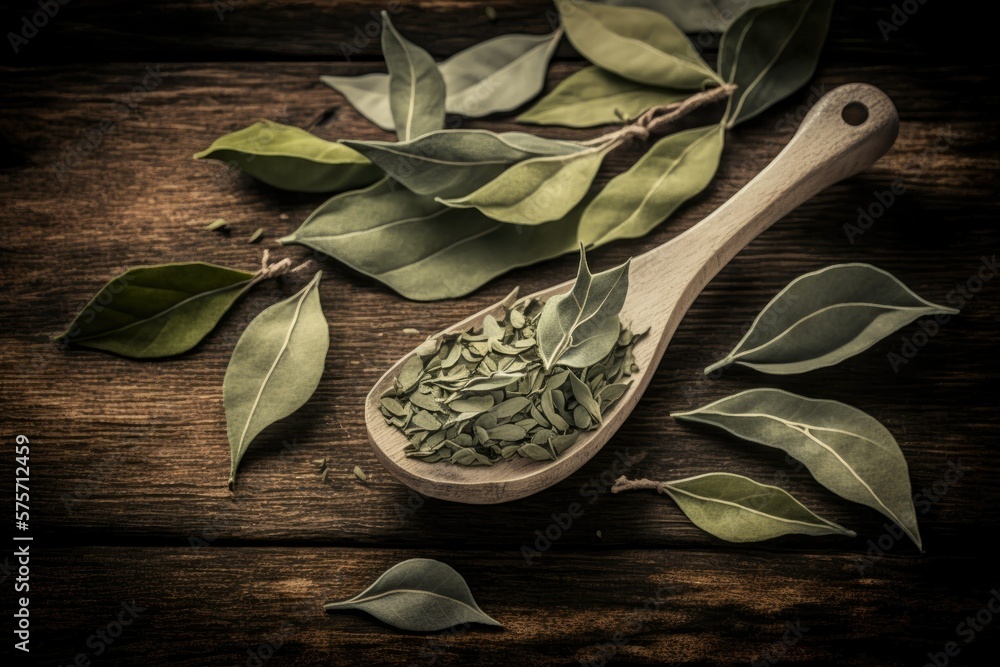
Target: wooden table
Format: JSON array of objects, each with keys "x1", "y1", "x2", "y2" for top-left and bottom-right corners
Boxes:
[{"x1": 2, "y1": 2, "x2": 997, "y2": 665}]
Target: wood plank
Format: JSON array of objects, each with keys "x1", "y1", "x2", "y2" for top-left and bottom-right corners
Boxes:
[
  {"x1": 23, "y1": 547, "x2": 1000, "y2": 666},
  {"x1": 0, "y1": 61, "x2": 996, "y2": 550},
  {"x1": 0, "y1": 0, "x2": 988, "y2": 64}
]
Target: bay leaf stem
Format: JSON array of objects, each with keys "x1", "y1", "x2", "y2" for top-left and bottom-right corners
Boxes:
[{"x1": 582, "y1": 83, "x2": 737, "y2": 147}]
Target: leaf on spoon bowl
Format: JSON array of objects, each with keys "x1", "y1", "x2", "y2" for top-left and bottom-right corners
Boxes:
[
  {"x1": 324, "y1": 558, "x2": 501, "y2": 632},
  {"x1": 342, "y1": 130, "x2": 583, "y2": 198},
  {"x1": 280, "y1": 179, "x2": 583, "y2": 301},
  {"x1": 719, "y1": 0, "x2": 835, "y2": 127},
  {"x1": 224, "y1": 272, "x2": 329, "y2": 487},
  {"x1": 436, "y1": 143, "x2": 615, "y2": 225},
  {"x1": 323, "y1": 30, "x2": 561, "y2": 131},
  {"x1": 55, "y1": 263, "x2": 255, "y2": 358},
  {"x1": 381, "y1": 11, "x2": 446, "y2": 140},
  {"x1": 704, "y1": 263, "x2": 959, "y2": 375},
  {"x1": 673, "y1": 388, "x2": 922, "y2": 548},
  {"x1": 517, "y1": 66, "x2": 691, "y2": 128},
  {"x1": 630, "y1": 472, "x2": 856, "y2": 542},
  {"x1": 580, "y1": 124, "x2": 724, "y2": 247},
  {"x1": 555, "y1": 0, "x2": 721, "y2": 90},
  {"x1": 536, "y1": 245, "x2": 630, "y2": 370},
  {"x1": 193, "y1": 120, "x2": 380, "y2": 193}
]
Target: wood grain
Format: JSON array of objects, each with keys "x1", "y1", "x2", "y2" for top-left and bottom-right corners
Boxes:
[
  {"x1": 26, "y1": 547, "x2": 1000, "y2": 666},
  {"x1": 1, "y1": 1, "x2": 998, "y2": 663}
]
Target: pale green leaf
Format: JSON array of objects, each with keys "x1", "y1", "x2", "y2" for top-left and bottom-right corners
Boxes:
[
  {"x1": 193, "y1": 120, "x2": 380, "y2": 193},
  {"x1": 322, "y1": 31, "x2": 562, "y2": 130},
  {"x1": 674, "y1": 388, "x2": 922, "y2": 548},
  {"x1": 720, "y1": 0, "x2": 834, "y2": 127},
  {"x1": 382, "y1": 11, "x2": 446, "y2": 140},
  {"x1": 324, "y1": 558, "x2": 501, "y2": 631},
  {"x1": 437, "y1": 143, "x2": 614, "y2": 225},
  {"x1": 224, "y1": 272, "x2": 329, "y2": 486},
  {"x1": 280, "y1": 179, "x2": 583, "y2": 301},
  {"x1": 536, "y1": 245, "x2": 630, "y2": 369},
  {"x1": 596, "y1": 0, "x2": 780, "y2": 33},
  {"x1": 581, "y1": 124, "x2": 724, "y2": 246},
  {"x1": 56, "y1": 263, "x2": 254, "y2": 358},
  {"x1": 555, "y1": 0, "x2": 721, "y2": 90},
  {"x1": 442, "y1": 29, "x2": 563, "y2": 117},
  {"x1": 342, "y1": 130, "x2": 582, "y2": 198},
  {"x1": 658, "y1": 472, "x2": 855, "y2": 542},
  {"x1": 517, "y1": 66, "x2": 691, "y2": 128},
  {"x1": 705, "y1": 263, "x2": 959, "y2": 375}
]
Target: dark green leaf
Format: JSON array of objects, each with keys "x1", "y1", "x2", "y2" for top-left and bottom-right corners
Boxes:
[{"x1": 56, "y1": 263, "x2": 254, "y2": 358}]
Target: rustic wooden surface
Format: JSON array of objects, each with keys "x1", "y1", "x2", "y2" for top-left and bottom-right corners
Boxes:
[{"x1": 1, "y1": 1, "x2": 998, "y2": 664}]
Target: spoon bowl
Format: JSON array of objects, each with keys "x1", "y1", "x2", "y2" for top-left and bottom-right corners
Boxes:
[{"x1": 366, "y1": 83, "x2": 899, "y2": 504}]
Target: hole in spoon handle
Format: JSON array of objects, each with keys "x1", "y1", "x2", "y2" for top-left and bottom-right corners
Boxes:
[{"x1": 772, "y1": 83, "x2": 900, "y2": 194}]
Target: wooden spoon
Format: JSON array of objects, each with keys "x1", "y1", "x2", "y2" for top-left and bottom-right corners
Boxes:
[{"x1": 366, "y1": 83, "x2": 899, "y2": 504}]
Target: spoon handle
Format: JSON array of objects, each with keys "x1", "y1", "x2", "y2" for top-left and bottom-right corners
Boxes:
[{"x1": 638, "y1": 83, "x2": 899, "y2": 286}]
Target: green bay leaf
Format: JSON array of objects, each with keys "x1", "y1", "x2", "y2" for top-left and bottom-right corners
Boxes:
[
  {"x1": 342, "y1": 130, "x2": 582, "y2": 199},
  {"x1": 324, "y1": 558, "x2": 501, "y2": 631},
  {"x1": 442, "y1": 29, "x2": 563, "y2": 117},
  {"x1": 381, "y1": 11, "x2": 446, "y2": 140},
  {"x1": 517, "y1": 66, "x2": 690, "y2": 128},
  {"x1": 223, "y1": 272, "x2": 329, "y2": 487},
  {"x1": 437, "y1": 143, "x2": 615, "y2": 225},
  {"x1": 674, "y1": 388, "x2": 922, "y2": 548},
  {"x1": 280, "y1": 179, "x2": 583, "y2": 301},
  {"x1": 555, "y1": 0, "x2": 721, "y2": 90},
  {"x1": 720, "y1": 0, "x2": 835, "y2": 127},
  {"x1": 56, "y1": 262, "x2": 255, "y2": 358},
  {"x1": 536, "y1": 246, "x2": 630, "y2": 370},
  {"x1": 596, "y1": 0, "x2": 780, "y2": 33},
  {"x1": 322, "y1": 30, "x2": 562, "y2": 131},
  {"x1": 193, "y1": 120, "x2": 379, "y2": 193},
  {"x1": 705, "y1": 263, "x2": 959, "y2": 375},
  {"x1": 658, "y1": 472, "x2": 855, "y2": 542},
  {"x1": 581, "y1": 124, "x2": 724, "y2": 247}
]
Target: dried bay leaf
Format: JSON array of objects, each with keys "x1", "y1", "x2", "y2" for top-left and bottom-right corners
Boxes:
[
  {"x1": 437, "y1": 143, "x2": 615, "y2": 225},
  {"x1": 324, "y1": 558, "x2": 501, "y2": 632},
  {"x1": 56, "y1": 263, "x2": 255, "y2": 358},
  {"x1": 536, "y1": 246, "x2": 630, "y2": 369},
  {"x1": 323, "y1": 31, "x2": 561, "y2": 130},
  {"x1": 581, "y1": 124, "x2": 724, "y2": 246},
  {"x1": 719, "y1": 0, "x2": 834, "y2": 127},
  {"x1": 674, "y1": 388, "x2": 922, "y2": 548},
  {"x1": 617, "y1": 473, "x2": 855, "y2": 542},
  {"x1": 223, "y1": 272, "x2": 329, "y2": 487},
  {"x1": 596, "y1": 0, "x2": 779, "y2": 33},
  {"x1": 280, "y1": 180, "x2": 583, "y2": 301},
  {"x1": 705, "y1": 263, "x2": 959, "y2": 375},
  {"x1": 555, "y1": 0, "x2": 721, "y2": 91},
  {"x1": 321, "y1": 72, "x2": 396, "y2": 130},
  {"x1": 517, "y1": 66, "x2": 690, "y2": 128},
  {"x1": 443, "y1": 29, "x2": 563, "y2": 118},
  {"x1": 569, "y1": 371, "x2": 602, "y2": 423},
  {"x1": 193, "y1": 120, "x2": 379, "y2": 193},
  {"x1": 382, "y1": 11, "x2": 446, "y2": 141},
  {"x1": 342, "y1": 130, "x2": 583, "y2": 198}
]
